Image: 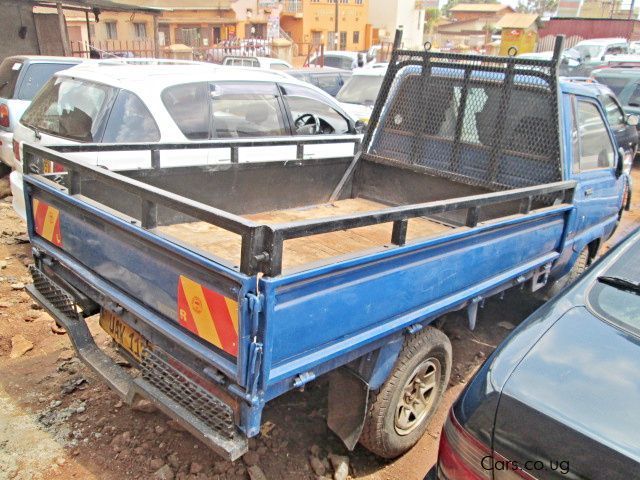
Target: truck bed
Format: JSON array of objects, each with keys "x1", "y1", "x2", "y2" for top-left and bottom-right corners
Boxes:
[{"x1": 155, "y1": 198, "x2": 454, "y2": 270}]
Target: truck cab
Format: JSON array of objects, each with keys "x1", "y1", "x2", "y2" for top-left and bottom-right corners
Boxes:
[{"x1": 557, "y1": 80, "x2": 635, "y2": 279}]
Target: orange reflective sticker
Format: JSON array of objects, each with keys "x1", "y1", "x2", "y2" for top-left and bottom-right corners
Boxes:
[
  {"x1": 177, "y1": 275, "x2": 239, "y2": 356},
  {"x1": 32, "y1": 198, "x2": 63, "y2": 247}
]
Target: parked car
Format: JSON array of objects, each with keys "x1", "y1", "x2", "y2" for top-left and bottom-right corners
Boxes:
[
  {"x1": 517, "y1": 51, "x2": 581, "y2": 76},
  {"x1": 0, "y1": 55, "x2": 82, "y2": 171},
  {"x1": 307, "y1": 50, "x2": 367, "y2": 70},
  {"x1": 336, "y1": 66, "x2": 386, "y2": 123},
  {"x1": 222, "y1": 56, "x2": 292, "y2": 70},
  {"x1": 592, "y1": 67, "x2": 640, "y2": 119},
  {"x1": 286, "y1": 68, "x2": 351, "y2": 97},
  {"x1": 21, "y1": 37, "x2": 629, "y2": 462},
  {"x1": 9, "y1": 62, "x2": 359, "y2": 219},
  {"x1": 429, "y1": 225, "x2": 640, "y2": 480},
  {"x1": 567, "y1": 38, "x2": 629, "y2": 76}
]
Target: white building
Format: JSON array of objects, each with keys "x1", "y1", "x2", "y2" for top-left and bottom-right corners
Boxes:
[{"x1": 368, "y1": 0, "x2": 426, "y2": 48}]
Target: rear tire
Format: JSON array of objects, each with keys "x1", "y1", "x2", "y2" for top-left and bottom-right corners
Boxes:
[
  {"x1": 539, "y1": 247, "x2": 590, "y2": 300},
  {"x1": 359, "y1": 327, "x2": 451, "y2": 459}
]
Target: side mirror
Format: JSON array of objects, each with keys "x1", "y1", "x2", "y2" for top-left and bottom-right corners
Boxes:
[
  {"x1": 626, "y1": 113, "x2": 639, "y2": 126},
  {"x1": 616, "y1": 147, "x2": 625, "y2": 177}
]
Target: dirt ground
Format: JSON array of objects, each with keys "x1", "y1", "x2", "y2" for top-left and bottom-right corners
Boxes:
[{"x1": 0, "y1": 166, "x2": 639, "y2": 480}]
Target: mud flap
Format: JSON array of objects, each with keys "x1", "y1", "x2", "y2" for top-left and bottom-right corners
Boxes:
[{"x1": 327, "y1": 367, "x2": 369, "y2": 451}]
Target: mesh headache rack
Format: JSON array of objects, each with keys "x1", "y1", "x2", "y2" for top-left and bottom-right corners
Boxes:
[{"x1": 362, "y1": 31, "x2": 565, "y2": 192}]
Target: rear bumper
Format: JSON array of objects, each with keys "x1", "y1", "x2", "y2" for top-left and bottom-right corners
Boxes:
[{"x1": 27, "y1": 265, "x2": 248, "y2": 460}]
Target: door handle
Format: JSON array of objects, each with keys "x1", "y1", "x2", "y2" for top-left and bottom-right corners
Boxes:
[{"x1": 584, "y1": 188, "x2": 593, "y2": 197}]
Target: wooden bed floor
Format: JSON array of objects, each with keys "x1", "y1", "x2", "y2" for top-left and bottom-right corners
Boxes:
[{"x1": 155, "y1": 198, "x2": 454, "y2": 271}]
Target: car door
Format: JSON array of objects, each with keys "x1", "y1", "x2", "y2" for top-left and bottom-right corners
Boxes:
[
  {"x1": 209, "y1": 81, "x2": 297, "y2": 163},
  {"x1": 570, "y1": 95, "x2": 623, "y2": 238}
]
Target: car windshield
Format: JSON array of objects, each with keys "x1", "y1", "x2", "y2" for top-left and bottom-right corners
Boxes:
[
  {"x1": 589, "y1": 238, "x2": 640, "y2": 336},
  {"x1": 592, "y1": 72, "x2": 634, "y2": 97},
  {"x1": 313, "y1": 56, "x2": 354, "y2": 70},
  {"x1": 573, "y1": 44, "x2": 604, "y2": 61},
  {"x1": 336, "y1": 75, "x2": 384, "y2": 106},
  {"x1": 17, "y1": 63, "x2": 76, "y2": 100}
]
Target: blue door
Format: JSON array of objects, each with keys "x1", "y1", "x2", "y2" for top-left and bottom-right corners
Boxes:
[{"x1": 569, "y1": 95, "x2": 623, "y2": 240}]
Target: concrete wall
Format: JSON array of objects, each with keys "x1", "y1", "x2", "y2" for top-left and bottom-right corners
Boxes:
[
  {"x1": 368, "y1": 0, "x2": 424, "y2": 48},
  {"x1": 0, "y1": 0, "x2": 40, "y2": 62}
]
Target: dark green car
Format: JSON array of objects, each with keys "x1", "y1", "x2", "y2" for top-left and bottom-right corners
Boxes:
[{"x1": 592, "y1": 67, "x2": 640, "y2": 120}]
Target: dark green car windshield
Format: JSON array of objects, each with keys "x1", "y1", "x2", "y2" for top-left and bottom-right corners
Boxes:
[{"x1": 589, "y1": 238, "x2": 640, "y2": 336}]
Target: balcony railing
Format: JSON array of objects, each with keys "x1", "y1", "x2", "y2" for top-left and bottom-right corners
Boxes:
[{"x1": 283, "y1": 0, "x2": 303, "y2": 14}]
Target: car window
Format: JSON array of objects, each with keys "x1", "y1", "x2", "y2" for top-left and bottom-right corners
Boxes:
[
  {"x1": 625, "y1": 82, "x2": 640, "y2": 107},
  {"x1": 162, "y1": 82, "x2": 209, "y2": 140},
  {"x1": 588, "y1": 241, "x2": 640, "y2": 336},
  {"x1": 592, "y1": 72, "x2": 632, "y2": 97},
  {"x1": 0, "y1": 59, "x2": 22, "y2": 99},
  {"x1": 17, "y1": 63, "x2": 76, "y2": 101},
  {"x1": 210, "y1": 83, "x2": 286, "y2": 138},
  {"x1": 605, "y1": 45, "x2": 626, "y2": 55},
  {"x1": 102, "y1": 90, "x2": 160, "y2": 143},
  {"x1": 270, "y1": 63, "x2": 289, "y2": 70},
  {"x1": 602, "y1": 95, "x2": 625, "y2": 128},
  {"x1": 281, "y1": 83, "x2": 349, "y2": 135},
  {"x1": 323, "y1": 56, "x2": 354, "y2": 70},
  {"x1": 336, "y1": 75, "x2": 384, "y2": 106},
  {"x1": 315, "y1": 74, "x2": 340, "y2": 91},
  {"x1": 576, "y1": 100, "x2": 615, "y2": 170},
  {"x1": 21, "y1": 77, "x2": 115, "y2": 142}
]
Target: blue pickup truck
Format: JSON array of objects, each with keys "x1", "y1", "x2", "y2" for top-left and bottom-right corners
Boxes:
[{"x1": 21, "y1": 35, "x2": 632, "y2": 461}]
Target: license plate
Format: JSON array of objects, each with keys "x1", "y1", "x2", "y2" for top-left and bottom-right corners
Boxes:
[{"x1": 99, "y1": 309, "x2": 151, "y2": 362}]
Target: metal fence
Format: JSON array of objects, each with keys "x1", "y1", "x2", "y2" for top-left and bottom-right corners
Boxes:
[
  {"x1": 70, "y1": 40, "x2": 156, "y2": 58},
  {"x1": 537, "y1": 34, "x2": 583, "y2": 52}
]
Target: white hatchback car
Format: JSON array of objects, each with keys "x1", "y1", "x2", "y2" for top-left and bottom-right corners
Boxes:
[{"x1": 10, "y1": 62, "x2": 360, "y2": 218}]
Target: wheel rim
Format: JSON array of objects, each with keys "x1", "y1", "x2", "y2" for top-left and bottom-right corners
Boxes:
[{"x1": 394, "y1": 358, "x2": 441, "y2": 436}]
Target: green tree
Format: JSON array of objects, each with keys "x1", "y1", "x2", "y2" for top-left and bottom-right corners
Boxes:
[
  {"x1": 424, "y1": 7, "x2": 441, "y2": 35},
  {"x1": 442, "y1": 0, "x2": 497, "y2": 16},
  {"x1": 516, "y1": 0, "x2": 558, "y2": 15}
]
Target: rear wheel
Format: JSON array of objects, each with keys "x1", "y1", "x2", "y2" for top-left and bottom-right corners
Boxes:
[{"x1": 359, "y1": 327, "x2": 451, "y2": 458}]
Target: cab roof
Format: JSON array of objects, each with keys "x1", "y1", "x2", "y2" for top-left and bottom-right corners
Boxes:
[{"x1": 559, "y1": 77, "x2": 608, "y2": 96}]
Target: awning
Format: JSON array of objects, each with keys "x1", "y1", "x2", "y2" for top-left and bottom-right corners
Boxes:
[{"x1": 29, "y1": 0, "x2": 165, "y2": 14}]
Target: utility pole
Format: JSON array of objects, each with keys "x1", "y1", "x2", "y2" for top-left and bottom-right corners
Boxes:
[
  {"x1": 56, "y1": 2, "x2": 71, "y2": 56},
  {"x1": 334, "y1": 0, "x2": 339, "y2": 50}
]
